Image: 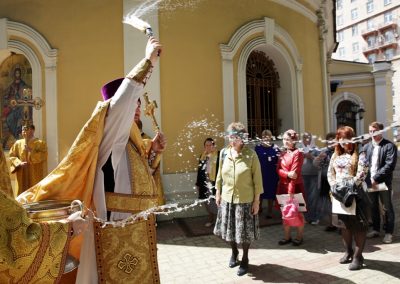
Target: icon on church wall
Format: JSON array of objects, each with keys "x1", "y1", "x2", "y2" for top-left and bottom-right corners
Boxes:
[{"x1": 0, "y1": 53, "x2": 33, "y2": 150}]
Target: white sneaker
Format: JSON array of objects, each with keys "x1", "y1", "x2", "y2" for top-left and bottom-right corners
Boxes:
[
  {"x1": 310, "y1": 220, "x2": 320, "y2": 225},
  {"x1": 366, "y1": 230, "x2": 380, "y2": 238},
  {"x1": 383, "y1": 234, "x2": 393, "y2": 244}
]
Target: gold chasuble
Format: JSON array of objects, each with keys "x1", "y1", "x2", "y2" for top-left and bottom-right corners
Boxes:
[
  {"x1": 0, "y1": 147, "x2": 13, "y2": 197},
  {"x1": 0, "y1": 191, "x2": 71, "y2": 283},
  {"x1": 9, "y1": 138, "x2": 47, "y2": 196},
  {"x1": 18, "y1": 101, "x2": 109, "y2": 260}
]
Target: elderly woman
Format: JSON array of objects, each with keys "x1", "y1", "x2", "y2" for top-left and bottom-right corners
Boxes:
[
  {"x1": 327, "y1": 126, "x2": 369, "y2": 271},
  {"x1": 214, "y1": 122, "x2": 262, "y2": 277},
  {"x1": 276, "y1": 129, "x2": 306, "y2": 246}
]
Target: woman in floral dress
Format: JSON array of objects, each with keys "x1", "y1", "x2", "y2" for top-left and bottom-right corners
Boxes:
[{"x1": 327, "y1": 126, "x2": 369, "y2": 271}]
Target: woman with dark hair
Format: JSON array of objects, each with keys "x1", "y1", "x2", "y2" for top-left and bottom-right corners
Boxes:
[
  {"x1": 196, "y1": 137, "x2": 219, "y2": 227},
  {"x1": 327, "y1": 126, "x2": 369, "y2": 271},
  {"x1": 276, "y1": 129, "x2": 306, "y2": 246},
  {"x1": 214, "y1": 122, "x2": 262, "y2": 276}
]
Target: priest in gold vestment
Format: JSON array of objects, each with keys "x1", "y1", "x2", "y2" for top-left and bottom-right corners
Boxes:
[
  {"x1": 9, "y1": 124, "x2": 47, "y2": 195},
  {"x1": 17, "y1": 37, "x2": 163, "y2": 283},
  {"x1": 136, "y1": 118, "x2": 165, "y2": 206},
  {"x1": 0, "y1": 190, "x2": 86, "y2": 283},
  {"x1": 0, "y1": 147, "x2": 13, "y2": 197}
]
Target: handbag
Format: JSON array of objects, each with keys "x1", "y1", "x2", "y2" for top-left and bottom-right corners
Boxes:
[
  {"x1": 331, "y1": 179, "x2": 358, "y2": 207},
  {"x1": 282, "y1": 199, "x2": 304, "y2": 227}
]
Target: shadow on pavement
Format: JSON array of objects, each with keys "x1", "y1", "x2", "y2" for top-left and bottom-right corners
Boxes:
[
  {"x1": 362, "y1": 259, "x2": 400, "y2": 279},
  {"x1": 247, "y1": 263, "x2": 356, "y2": 283}
]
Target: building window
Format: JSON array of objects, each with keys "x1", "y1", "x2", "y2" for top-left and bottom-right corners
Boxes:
[
  {"x1": 339, "y1": 47, "x2": 346, "y2": 57},
  {"x1": 337, "y1": 31, "x2": 344, "y2": 42},
  {"x1": 384, "y1": 0, "x2": 392, "y2": 6},
  {"x1": 367, "y1": 36, "x2": 375, "y2": 47},
  {"x1": 337, "y1": 15, "x2": 344, "y2": 26},
  {"x1": 337, "y1": 0, "x2": 343, "y2": 10},
  {"x1": 368, "y1": 53, "x2": 376, "y2": 63},
  {"x1": 384, "y1": 12, "x2": 393, "y2": 23},
  {"x1": 367, "y1": 1, "x2": 374, "y2": 13},
  {"x1": 385, "y1": 48, "x2": 394, "y2": 60},
  {"x1": 385, "y1": 30, "x2": 394, "y2": 42},
  {"x1": 352, "y1": 42, "x2": 359, "y2": 52},
  {"x1": 351, "y1": 8, "x2": 358, "y2": 20},
  {"x1": 352, "y1": 25, "x2": 358, "y2": 36},
  {"x1": 367, "y1": 19, "x2": 374, "y2": 30}
]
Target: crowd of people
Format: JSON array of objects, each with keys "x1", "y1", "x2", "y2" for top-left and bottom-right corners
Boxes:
[{"x1": 196, "y1": 121, "x2": 398, "y2": 276}]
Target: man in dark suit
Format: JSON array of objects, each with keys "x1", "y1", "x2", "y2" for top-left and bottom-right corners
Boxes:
[{"x1": 363, "y1": 122, "x2": 397, "y2": 244}]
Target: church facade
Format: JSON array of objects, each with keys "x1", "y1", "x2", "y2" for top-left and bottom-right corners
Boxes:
[{"x1": 0, "y1": 0, "x2": 356, "y2": 209}]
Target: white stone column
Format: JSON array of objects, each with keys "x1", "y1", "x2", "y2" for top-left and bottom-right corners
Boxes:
[
  {"x1": 372, "y1": 62, "x2": 394, "y2": 139},
  {"x1": 221, "y1": 57, "x2": 235, "y2": 130}
]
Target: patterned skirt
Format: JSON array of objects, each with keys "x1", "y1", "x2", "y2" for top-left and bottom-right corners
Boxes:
[{"x1": 213, "y1": 200, "x2": 260, "y2": 244}]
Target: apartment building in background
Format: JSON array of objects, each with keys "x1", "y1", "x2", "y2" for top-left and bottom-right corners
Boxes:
[
  {"x1": 332, "y1": 0, "x2": 400, "y2": 139},
  {"x1": 333, "y1": 0, "x2": 400, "y2": 63}
]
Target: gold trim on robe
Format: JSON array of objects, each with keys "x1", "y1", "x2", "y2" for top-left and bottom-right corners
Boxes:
[{"x1": 0, "y1": 191, "x2": 72, "y2": 284}]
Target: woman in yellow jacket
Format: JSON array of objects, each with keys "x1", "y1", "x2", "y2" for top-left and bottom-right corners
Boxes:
[{"x1": 214, "y1": 122, "x2": 263, "y2": 277}]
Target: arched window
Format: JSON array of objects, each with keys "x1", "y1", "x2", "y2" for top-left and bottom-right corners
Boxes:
[{"x1": 246, "y1": 51, "x2": 280, "y2": 138}]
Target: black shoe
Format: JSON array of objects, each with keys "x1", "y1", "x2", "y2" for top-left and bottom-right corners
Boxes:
[
  {"x1": 229, "y1": 253, "x2": 239, "y2": 268},
  {"x1": 237, "y1": 259, "x2": 248, "y2": 276},
  {"x1": 325, "y1": 225, "x2": 337, "y2": 232},
  {"x1": 292, "y1": 238, "x2": 303, "y2": 246},
  {"x1": 348, "y1": 256, "x2": 363, "y2": 270},
  {"x1": 339, "y1": 250, "x2": 354, "y2": 264},
  {"x1": 278, "y1": 238, "x2": 292, "y2": 245}
]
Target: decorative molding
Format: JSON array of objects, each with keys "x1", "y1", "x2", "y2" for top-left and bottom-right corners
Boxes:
[
  {"x1": 7, "y1": 20, "x2": 57, "y2": 67},
  {"x1": 331, "y1": 73, "x2": 374, "y2": 81},
  {"x1": 1, "y1": 18, "x2": 58, "y2": 170},
  {"x1": 220, "y1": 17, "x2": 304, "y2": 132},
  {"x1": 220, "y1": 19, "x2": 264, "y2": 60},
  {"x1": 337, "y1": 83, "x2": 374, "y2": 88}
]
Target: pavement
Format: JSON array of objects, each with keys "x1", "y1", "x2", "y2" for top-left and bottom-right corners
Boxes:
[{"x1": 155, "y1": 165, "x2": 400, "y2": 284}]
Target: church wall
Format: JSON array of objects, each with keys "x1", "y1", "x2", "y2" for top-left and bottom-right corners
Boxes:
[
  {"x1": 1, "y1": 0, "x2": 329, "y2": 176},
  {"x1": 159, "y1": 0, "x2": 325, "y2": 173}
]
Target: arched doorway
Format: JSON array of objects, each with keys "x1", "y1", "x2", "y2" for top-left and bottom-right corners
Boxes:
[
  {"x1": 246, "y1": 51, "x2": 280, "y2": 138},
  {"x1": 335, "y1": 100, "x2": 358, "y2": 131}
]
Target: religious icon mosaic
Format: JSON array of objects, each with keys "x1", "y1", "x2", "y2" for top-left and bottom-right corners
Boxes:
[{"x1": 0, "y1": 53, "x2": 33, "y2": 150}]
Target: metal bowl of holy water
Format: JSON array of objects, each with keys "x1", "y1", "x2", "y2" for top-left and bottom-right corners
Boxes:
[
  {"x1": 23, "y1": 199, "x2": 83, "y2": 221},
  {"x1": 22, "y1": 199, "x2": 84, "y2": 273}
]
